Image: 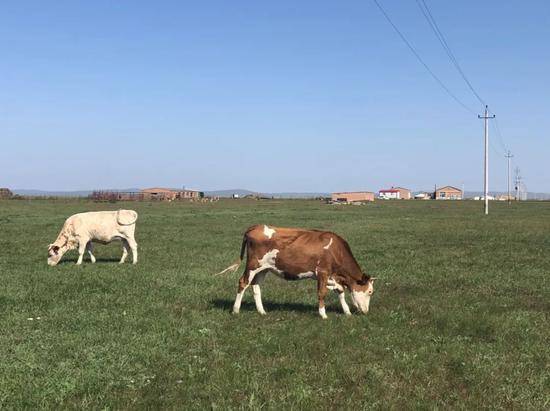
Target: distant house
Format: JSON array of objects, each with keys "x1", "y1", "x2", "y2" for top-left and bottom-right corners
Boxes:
[
  {"x1": 331, "y1": 191, "x2": 375, "y2": 203},
  {"x1": 414, "y1": 192, "x2": 432, "y2": 200},
  {"x1": 0, "y1": 188, "x2": 13, "y2": 199},
  {"x1": 435, "y1": 186, "x2": 463, "y2": 200},
  {"x1": 379, "y1": 188, "x2": 400, "y2": 200},
  {"x1": 379, "y1": 187, "x2": 411, "y2": 200},
  {"x1": 474, "y1": 195, "x2": 495, "y2": 201},
  {"x1": 395, "y1": 187, "x2": 411, "y2": 199},
  {"x1": 497, "y1": 194, "x2": 514, "y2": 201},
  {"x1": 141, "y1": 187, "x2": 201, "y2": 201}
]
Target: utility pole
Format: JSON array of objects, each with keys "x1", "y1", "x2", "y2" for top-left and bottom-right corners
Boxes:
[
  {"x1": 515, "y1": 167, "x2": 521, "y2": 201},
  {"x1": 478, "y1": 105, "x2": 495, "y2": 215},
  {"x1": 505, "y1": 151, "x2": 513, "y2": 204}
]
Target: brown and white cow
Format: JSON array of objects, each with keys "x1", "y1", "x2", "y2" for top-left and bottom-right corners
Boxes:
[{"x1": 217, "y1": 225, "x2": 376, "y2": 319}]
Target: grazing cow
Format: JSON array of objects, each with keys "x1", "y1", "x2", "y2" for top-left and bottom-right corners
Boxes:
[
  {"x1": 47, "y1": 210, "x2": 138, "y2": 266},
  {"x1": 217, "y1": 225, "x2": 376, "y2": 319}
]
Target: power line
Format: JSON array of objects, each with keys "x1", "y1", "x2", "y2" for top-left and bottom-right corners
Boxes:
[
  {"x1": 415, "y1": 0, "x2": 486, "y2": 107},
  {"x1": 413, "y1": 0, "x2": 521, "y2": 190},
  {"x1": 371, "y1": 0, "x2": 477, "y2": 115},
  {"x1": 488, "y1": 134, "x2": 504, "y2": 157},
  {"x1": 416, "y1": 0, "x2": 517, "y2": 169},
  {"x1": 490, "y1": 114, "x2": 508, "y2": 152},
  {"x1": 372, "y1": 1, "x2": 523, "y2": 205},
  {"x1": 485, "y1": 119, "x2": 505, "y2": 156}
]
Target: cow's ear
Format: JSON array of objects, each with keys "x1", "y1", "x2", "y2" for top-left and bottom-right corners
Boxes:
[
  {"x1": 357, "y1": 277, "x2": 369, "y2": 286},
  {"x1": 370, "y1": 277, "x2": 378, "y2": 282}
]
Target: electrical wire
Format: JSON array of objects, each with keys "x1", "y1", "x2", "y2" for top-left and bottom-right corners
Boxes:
[
  {"x1": 490, "y1": 113, "x2": 509, "y2": 153},
  {"x1": 373, "y1": 0, "x2": 520, "y2": 179},
  {"x1": 413, "y1": 1, "x2": 517, "y2": 166},
  {"x1": 371, "y1": 0, "x2": 477, "y2": 115},
  {"x1": 488, "y1": 134, "x2": 504, "y2": 157},
  {"x1": 415, "y1": 0, "x2": 486, "y2": 107}
]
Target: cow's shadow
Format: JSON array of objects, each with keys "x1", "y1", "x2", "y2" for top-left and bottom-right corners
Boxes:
[
  {"x1": 55, "y1": 258, "x2": 123, "y2": 265},
  {"x1": 210, "y1": 298, "x2": 341, "y2": 314}
]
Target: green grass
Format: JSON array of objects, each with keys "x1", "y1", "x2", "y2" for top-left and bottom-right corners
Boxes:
[{"x1": 0, "y1": 199, "x2": 548, "y2": 409}]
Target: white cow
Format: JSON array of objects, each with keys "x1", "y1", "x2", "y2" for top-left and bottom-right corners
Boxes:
[{"x1": 47, "y1": 210, "x2": 138, "y2": 266}]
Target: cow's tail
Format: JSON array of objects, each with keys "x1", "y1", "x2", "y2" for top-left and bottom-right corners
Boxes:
[
  {"x1": 214, "y1": 234, "x2": 247, "y2": 276},
  {"x1": 117, "y1": 209, "x2": 138, "y2": 225}
]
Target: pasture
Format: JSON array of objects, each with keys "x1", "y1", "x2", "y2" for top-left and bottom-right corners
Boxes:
[{"x1": 0, "y1": 199, "x2": 548, "y2": 409}]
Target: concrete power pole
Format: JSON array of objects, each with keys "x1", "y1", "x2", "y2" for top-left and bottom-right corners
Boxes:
[
  {"x1": 515, "y1": 167, "x2": 521, "y2": 201},
  {"x1": 505, "y1": 151, "x2": 513, "y2": 204},
  {"x1": 478, "y1": 105, "x2": 495, "y2": 215}
]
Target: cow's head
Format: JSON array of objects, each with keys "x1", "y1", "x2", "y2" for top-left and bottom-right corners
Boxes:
[
  {"x1": 350, "y1": 275, "x2": 376, "y2": 314},
  {"x1": 47, "y1": 243, "x2": 64, "y2": 266}
]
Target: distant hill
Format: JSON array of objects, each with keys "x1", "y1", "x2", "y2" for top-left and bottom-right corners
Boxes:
[
  {"x1": 9, "y1": 188, "x2": 549, "y2": 200},
  {"x1": 11, "y1": 187, "x2": 329, "y2": 199},
  {"x1": 12, "y1": 188, "x2": 140, "y2": 197},
  {"x1": 204, "y1": 189, "x2": 329, "y2": 198},
  {"x1": 203, "y1": 189, "x2": 256, "y2": 198},
  {"x1": 265, "y1": 192, "x2": 329, "y2": 199}
]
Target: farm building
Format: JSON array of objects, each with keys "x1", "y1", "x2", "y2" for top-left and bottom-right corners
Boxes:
[
  {"x1": 474, "y1": 195, "x2": 495, "y2": 201},
  {"x1": 89, "y1": 191, "x2": 144, "y2": 202},
  {"x1": 414, "y1": 192, "x2": 433, "y2": 200},
  {"x1": 0, "y1": 188, "x2": 13, "y2": 198},
  {"x1": 497, "y1": 194, "x2": 514, "y2": 201},
  {"x1": 435, "y1": 186, "x2": 463, "y2": 200},
  {"x1": 394, "y1": 187, "x2": 411, "y2": 199},
  {"x1": 141, "y1": 187, "x2": 202, "y2": 201},
  {"x1": 379, "y1": 187, "x2": 411, "y2": 200},
  {"x1": 331, "y1": 191, "x2": 375, "y2": 203}
]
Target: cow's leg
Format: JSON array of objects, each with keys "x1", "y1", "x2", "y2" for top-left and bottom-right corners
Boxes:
[
  {"x1": 337, "y1": 291, "x2": 352, "y2": 316},
  {"x1": 251, "y1": 271, "x2": 268, "y2": 315},
  {"x1": 76, "y1": 238, "x2": 89, "y2": 265},
  {"x1": 233, "y1": 264, "x2": 265, "y2": 314},
  {"x1": 233, "y1": 271, "x2": 252, "y2": 314},
  {"x1": 126, "y1": 237, "x2": 138, "y2": 264},
  {"x1": 326, "y1": 277, "x2": 351, "y2": 316},
  {"x1": 120, "y1": 239, "x2": 130, "y2": 264},
  {"x1": 86, "y1": 242, "x2": 96, "y2": 264},
  {"x1": 317, "y1": 272, "x2": 329, "y2": 319}
]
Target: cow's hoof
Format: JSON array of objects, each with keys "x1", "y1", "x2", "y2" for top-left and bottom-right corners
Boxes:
[{"x1": 258, "y1": 311, "x2": 267, "y2": 316}]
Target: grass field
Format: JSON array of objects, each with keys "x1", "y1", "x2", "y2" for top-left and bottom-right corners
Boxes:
[{"x1": 0, "y1": 199, "x2": 548, "y2": 409}]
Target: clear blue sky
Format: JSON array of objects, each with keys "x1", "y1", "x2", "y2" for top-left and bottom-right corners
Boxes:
[{"x1": 1, "y1": 1, "x2": 549, "y2": 192}]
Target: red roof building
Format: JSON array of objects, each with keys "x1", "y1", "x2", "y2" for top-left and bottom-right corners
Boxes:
[{"x1": 378, "y1": 187, "x2": 411, "y2": 199}]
